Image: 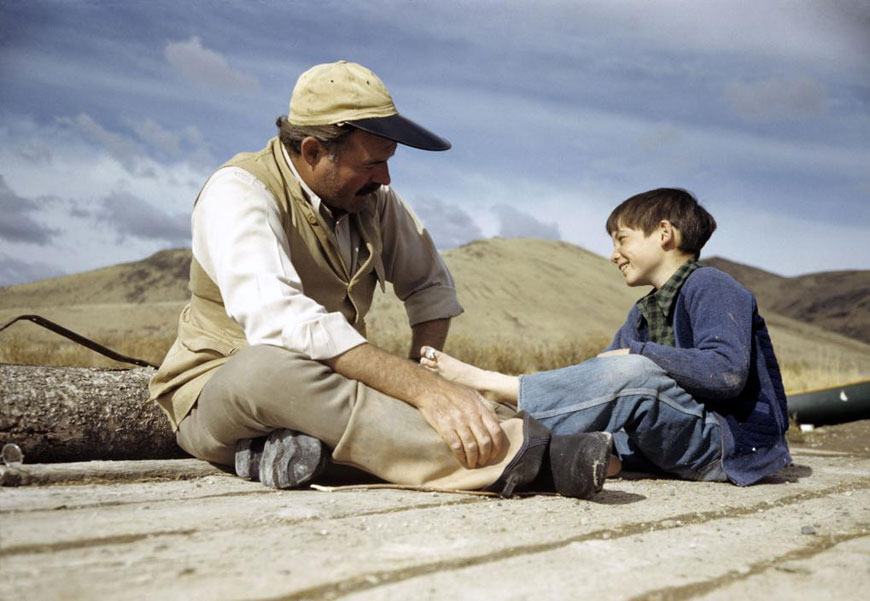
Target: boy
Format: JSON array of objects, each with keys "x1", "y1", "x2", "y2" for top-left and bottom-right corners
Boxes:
[{"x1": 421, "y1": 188, "x2": 791, "y2": 485}]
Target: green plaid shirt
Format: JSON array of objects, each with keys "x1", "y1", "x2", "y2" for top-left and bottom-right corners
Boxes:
[{"x1": 637, "y1": 259, "x2": 701, "y2": 347}]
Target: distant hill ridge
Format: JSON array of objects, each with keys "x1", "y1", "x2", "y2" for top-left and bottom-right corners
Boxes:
[
  {"x1": 702, "y1": 257, "x2": 870, "y2": 346},
  {"x1": 1, "y1": 241, "x2": 868, "y2": 347},
  {"x1": 0, "y1": 249, "x2": 191, "y2": 307},
  {"x1": 369, "y1": 237, "x2": 639, "y2": 342}
]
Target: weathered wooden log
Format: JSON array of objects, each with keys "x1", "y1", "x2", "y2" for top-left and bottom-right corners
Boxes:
[{"x1": 0, "y1": 364, "x2": 186, "y2": 463}]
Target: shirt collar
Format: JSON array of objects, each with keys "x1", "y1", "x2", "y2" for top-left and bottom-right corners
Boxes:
[
  {"x1": 281, "y1": 143, "x2": 333, "y2": 219},
  {"x1": 651, "y1": 258, "x2": 700, "y2": 316}
]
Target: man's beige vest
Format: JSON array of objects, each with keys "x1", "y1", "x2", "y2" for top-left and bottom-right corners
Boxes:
[{"x1": 149, "y1": 137, "x2": 385, "y2": 429}]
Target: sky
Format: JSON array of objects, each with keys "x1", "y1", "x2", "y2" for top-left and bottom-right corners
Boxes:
[{"x1": 1, "y1": 0, "x2": 869, "y2": 286}]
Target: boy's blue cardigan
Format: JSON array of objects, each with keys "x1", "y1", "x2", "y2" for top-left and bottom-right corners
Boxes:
[{"x1": 607, "y1": 266, "x2": 792, "y2": 485}]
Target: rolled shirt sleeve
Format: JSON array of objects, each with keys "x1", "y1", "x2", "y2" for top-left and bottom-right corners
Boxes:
[
  {"x1": 192, "y1": 167, "x2": 366, "y2": 360},
  {"x1": 376, "y1": 188, "x2": 464, "y2": 326}
]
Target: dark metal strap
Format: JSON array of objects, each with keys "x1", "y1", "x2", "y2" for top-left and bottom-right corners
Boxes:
[{"x1": 0, "y1": 314, "x2": 159, "y2": 369}]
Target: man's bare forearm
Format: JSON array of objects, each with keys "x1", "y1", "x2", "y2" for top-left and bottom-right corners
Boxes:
[
  {"x1": 325, "y1": 342, "x2": 443, "y2": 410},
  {"x1": 408, "y1": 318, "x2": 450, "y2": 360}
]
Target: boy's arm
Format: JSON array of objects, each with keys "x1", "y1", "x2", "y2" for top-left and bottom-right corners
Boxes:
[
  {"x1": 626, "y1": 273, "x2": 754, "y2": 401},
  {"x1": 601, "y1": 306, "x2": 640, "y2": 352}
]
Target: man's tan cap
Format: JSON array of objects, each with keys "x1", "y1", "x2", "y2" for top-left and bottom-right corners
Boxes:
[{"x1": 288, "y1": 60, "x2": 451, "y2": 151}]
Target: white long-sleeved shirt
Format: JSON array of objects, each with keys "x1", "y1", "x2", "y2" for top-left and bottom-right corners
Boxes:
[{"x1": 191, "y1": 154, "x2": 462, "y2": 361}]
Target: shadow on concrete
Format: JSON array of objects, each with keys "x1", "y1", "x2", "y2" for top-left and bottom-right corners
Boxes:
[
  {"x1": 758, "y1": 463, "x2": 813, "y2": 484},
  {"x1": 207, "y1": 461, "x2": 236, "y2": 475},
  {"x1": 614, "y1": 470, "x2": 673, "y2": 481},
  {"x1": 591, "y1": 489, "x2": 647, "y2": 505},
  {"x1": 318, "y1": 463, "x2": 386, "y2": 485},
  {"x1": 614, "y1": 464, "x2": 815, "y2": 487}
]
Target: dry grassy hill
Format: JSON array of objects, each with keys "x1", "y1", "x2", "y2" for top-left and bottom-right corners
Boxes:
[
  {"x1": 703, "y1": 257, "x2": 870, "y2": 346},
  {"x1": 0, "y1": 249, "x2": 191, "y2": 307},
  {"x1": 2, "y1": 239, "x2": 869, "y2": 390},
  {"x1": 369, "y1": 238, "x2": 637, "y2": 344}
]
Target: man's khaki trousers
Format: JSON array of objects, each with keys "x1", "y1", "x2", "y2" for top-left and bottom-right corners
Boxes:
[{"x1": 176, "y1": 345, "x2": 527, "y2": 490}]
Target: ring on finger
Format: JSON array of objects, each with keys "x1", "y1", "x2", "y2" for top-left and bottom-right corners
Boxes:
[{"x1": 425, "y1": 348, "x2": 437, "y2": 361}]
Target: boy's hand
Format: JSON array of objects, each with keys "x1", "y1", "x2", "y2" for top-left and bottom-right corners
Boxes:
[{"x1": 598, "y1": 348, "x2": 630, "y2": 358}]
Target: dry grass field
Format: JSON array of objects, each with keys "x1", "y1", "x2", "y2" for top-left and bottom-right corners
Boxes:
[
  {"x1": 2, "y1": 238, "x2": 869, "y2": 394},
  {"x1": 1, "y1": 321, "x2": 864, "y2": 394}
]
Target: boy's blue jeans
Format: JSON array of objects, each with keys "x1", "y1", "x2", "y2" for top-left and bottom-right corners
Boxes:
[{"x1": 518, "y1": 354, "x2": 728, "y2": 482}]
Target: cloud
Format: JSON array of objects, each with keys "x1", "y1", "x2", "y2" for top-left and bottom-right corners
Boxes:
[
  {"x1": 704, "y1": 202, "x2": 870, "y2": 276},
  {"x1": 0, "y1": 174, "x2": 59, "y2": 245},
  {"x1": 18, "y1": 140, "x2": 52, "y2": 165},
  {"x1": 165, "y1": 36, "x2": 258, "y2": 92},
  {"x1": 55, "y1": 113, "x2": 214, "y2": 175},
  {"x1": 57, "y1": 114, "x2": 143, "y2": 173},
  {"x1": 0, "y1": 252, "x2": 66, "y2": 286},
  {"x1": 127, "y1": 119, "x2": 214, "y2": 167},
  {"x1": 407, "y1": 196, "x2": 483, "y2": 249},
  {"x1": 130, "y1": 119, "x2": 184, "y2": 156},
  {"x1": 98, "y1": 189, "x2": 190, "y2": 246},
  {"x1": 726, "y1": 77, "x2": 827, "y2": 121},
  {"x1": 493, "y1": 204, "x2": 561, "y2": 241},
  {"x1": 0, "y1": 114, "x2": 209, "y2": 279}
]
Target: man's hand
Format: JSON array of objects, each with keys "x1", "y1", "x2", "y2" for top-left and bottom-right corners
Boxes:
[
  {"x1": 325, "y1": 343, "x2": 507, "y2": 469},
  {"x1": 597, "y1": 348, "x2": 630, "y2": 358},
  {"x1": 415, "y1": 381, "x2": 507, "y2": 468}
]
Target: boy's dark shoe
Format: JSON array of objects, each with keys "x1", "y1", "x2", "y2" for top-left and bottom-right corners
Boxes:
[
  {"x1": 235, "y1": 429, "x2": 328, "y2": 489},
  {"x1": 549, "y1": 431, "x2": 613, "y2": 499},
  {"x1": 486, "y1": 413, "x2": 613, "y2": 499}
]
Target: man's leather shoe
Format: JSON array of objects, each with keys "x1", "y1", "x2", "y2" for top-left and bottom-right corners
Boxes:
[{"x1": 235, "y1": 429, "x2": 328, "y2": 489}]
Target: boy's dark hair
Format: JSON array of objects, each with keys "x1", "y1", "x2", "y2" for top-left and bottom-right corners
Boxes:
[{"x1": 606, "y1": 188, "x2": 717, "y2": 258}]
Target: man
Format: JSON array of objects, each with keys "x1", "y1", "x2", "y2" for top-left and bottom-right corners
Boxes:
[{"x1": 149, "y1": 60, "x2": 610, "y2": 498}]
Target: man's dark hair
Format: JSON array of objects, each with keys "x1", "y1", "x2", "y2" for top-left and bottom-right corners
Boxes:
[
  {"x1": 275, "y1": 115, "x2": 353, "y2": 158},
  {"x1": 605, "y1": 188, "x2": 717, "y2": 258}
]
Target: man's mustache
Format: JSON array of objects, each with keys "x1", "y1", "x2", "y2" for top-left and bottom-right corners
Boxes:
[{"x1": 356, "y1": 183, "x2": 381, "y2": 197}]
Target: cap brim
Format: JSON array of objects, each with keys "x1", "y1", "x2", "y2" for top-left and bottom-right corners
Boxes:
[{"x1": 345, "y1": 114, "x2": 451, "y2": 151}]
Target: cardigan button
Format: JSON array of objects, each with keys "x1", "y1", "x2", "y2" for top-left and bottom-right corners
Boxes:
[{"x1": 307, "y1": 214, "x2": 318, "y2": 225}]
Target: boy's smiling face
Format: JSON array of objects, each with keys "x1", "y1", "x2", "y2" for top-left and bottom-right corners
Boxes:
[{"x1": 610, "y1": 223, "x2": 670, "y2": 288}]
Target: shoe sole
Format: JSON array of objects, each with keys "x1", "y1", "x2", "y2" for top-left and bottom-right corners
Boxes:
[
  {"x1": 259, "y1": 429, "x2": 328, "y2": 489},
  {"x1": 234, "y1": 436, "x2": 267, "y2": 480}
]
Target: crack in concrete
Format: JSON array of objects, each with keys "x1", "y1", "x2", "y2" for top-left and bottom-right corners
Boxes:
[
  {"x1": 0, "y1": 529, "x2": 198, "y2": 557},
  {"x1": 626, "y1": 528, "x2": 870, "y2": 601},
  {"x1": 256, "y1": 479, "x2": 870, "y2": 601},
  {"x1": 2, "y1": 488, "x2": 489, "y2": 517},
  {"x1": 0, "y1": 497, "x2": 489, "y2": 558},
  {"x1": 334, "y1": 495, "x2": 490, "y2": 520},
  {"x1": 0, "y1": 489, "x2": 276, "y2": 514}
]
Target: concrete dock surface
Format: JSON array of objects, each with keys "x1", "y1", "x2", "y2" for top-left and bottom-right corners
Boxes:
[{"x1": 1, "y1": 447, "x2": 869, "y2": 601}]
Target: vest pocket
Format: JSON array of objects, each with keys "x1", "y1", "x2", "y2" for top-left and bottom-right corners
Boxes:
[
  {"x1": 179, "y1": 334, "x2": 237, "y2": 357},
  {"x1": 178, "y1": 315, "x2": 240, "y2": 357}
]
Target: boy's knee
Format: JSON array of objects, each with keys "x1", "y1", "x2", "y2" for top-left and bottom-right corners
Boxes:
[{"x1": 595, "y1": 354, "x2": 667, "y2": 388}]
